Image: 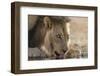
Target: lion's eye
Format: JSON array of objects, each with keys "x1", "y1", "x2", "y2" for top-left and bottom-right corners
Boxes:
[{"x1": 56, "y1": 33, "x2": 63, "y2": 39}]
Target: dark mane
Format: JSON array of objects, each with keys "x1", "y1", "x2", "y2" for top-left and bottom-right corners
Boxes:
[
  {"x1": 28, "y1": 16, "x2": 46, "y2": 47},
  {"x1": 49, "y1": 16, "x2": 70, "y2": 24}
]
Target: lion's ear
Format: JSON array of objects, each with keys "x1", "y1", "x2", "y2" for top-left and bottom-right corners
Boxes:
[{"x1": 43, "y1": 17, "x2": 52, "y2": 29}]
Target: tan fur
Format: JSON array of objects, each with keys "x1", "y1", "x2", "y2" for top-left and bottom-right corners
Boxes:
[
  {"x1": 29, "y1": 16, "x2": 70, "y2": 59},
  {"x1": 64, "y1": 44, "x2": 81, "y2": 58}
]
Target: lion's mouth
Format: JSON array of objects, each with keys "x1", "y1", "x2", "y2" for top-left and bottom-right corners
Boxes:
[{"x1": 54, "y1": 51, "x2": 64, "y2": 59}]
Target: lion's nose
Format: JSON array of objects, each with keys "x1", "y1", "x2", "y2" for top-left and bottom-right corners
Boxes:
[
  {"x1": 55, "y1": 51, "x2": 60, "y2": 56},
  {"x1": 62, "y1": 49, "x2": 67, "y2": 53}
]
